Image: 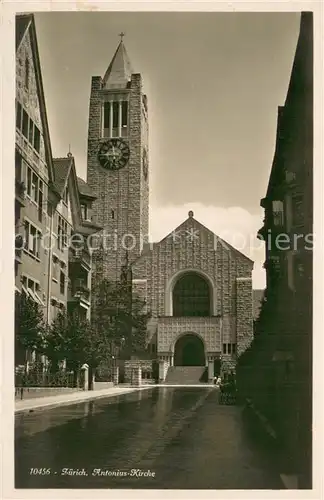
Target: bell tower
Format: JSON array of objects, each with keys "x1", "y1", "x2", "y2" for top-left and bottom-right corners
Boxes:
[{"x1": 87, "y1": 35, "x2": 149, "y2": 282}]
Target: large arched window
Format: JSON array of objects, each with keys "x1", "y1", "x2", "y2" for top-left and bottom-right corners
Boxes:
[{"x1": 172, "y1": 272, "x2": 211, "y2": 317}]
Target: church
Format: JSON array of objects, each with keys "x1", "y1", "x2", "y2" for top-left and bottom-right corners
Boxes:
[{"x1": 86, "y1": 37, "x2": 254, "y2": 383}]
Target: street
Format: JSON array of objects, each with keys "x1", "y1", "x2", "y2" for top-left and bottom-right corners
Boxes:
[{"x1": 15, "y1": 387, "x2": 283, "y2": 489}]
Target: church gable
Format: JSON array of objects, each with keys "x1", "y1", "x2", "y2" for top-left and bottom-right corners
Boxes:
[
  {"x1": 157, "y1": 212, "x2": 253, "y2": 267},
  {"x1": 131, "y1": 211, "x2": 253, "y2": 282},
  {"x1": 159, "y1": 213, "x2": 215, "y2": 249}
]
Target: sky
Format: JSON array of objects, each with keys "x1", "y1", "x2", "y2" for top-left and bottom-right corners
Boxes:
[{"x1": 34, "y1": 11, "x2": 301, "y2": 289}]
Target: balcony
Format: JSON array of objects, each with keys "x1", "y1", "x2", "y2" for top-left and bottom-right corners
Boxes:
[
  {"x1": 69, "y1": 247, "x2": 91, "y2": 270},
  {"x1": 68, "y1": 280, "x2": 91, "y2": 307},
  {"x1": 15, "y1": 179, "x2": 26, "y2": 206}
]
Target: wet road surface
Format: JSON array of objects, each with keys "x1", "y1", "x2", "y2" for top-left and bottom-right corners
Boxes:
[{"x1": 15, "y1": 387, "x2": 283, "y2": 489}]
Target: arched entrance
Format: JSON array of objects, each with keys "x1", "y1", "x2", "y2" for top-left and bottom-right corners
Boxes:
[
  {"x1": 172, "y1": 272, "x2": 211, "y2": 317},
  {"x1": 174, "y1": 334, "x2": 205, "y2": 366}
]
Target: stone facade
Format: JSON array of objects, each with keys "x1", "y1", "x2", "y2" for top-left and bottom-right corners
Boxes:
[
  {"x1": 131, "y1": 216, "x2": 253, "y2": 374},
  {"x1": 86, "y1": 38, "x2": 254, "y2": 378},
  {"x1": 87, "y1": 70, "x2": 149, "y2": 283}
]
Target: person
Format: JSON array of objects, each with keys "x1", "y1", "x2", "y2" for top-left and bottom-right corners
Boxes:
[{"x1": 215, "y1": 375, "x2": 221, "y2": 387}]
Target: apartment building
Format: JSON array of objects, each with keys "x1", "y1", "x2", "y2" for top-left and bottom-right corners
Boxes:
[
  {"x1": 15, "y1": 14, "x2": 100, "y2": 365},
  {"x1": 237, "y1": 12, "x2": 313, "y2": 488}
]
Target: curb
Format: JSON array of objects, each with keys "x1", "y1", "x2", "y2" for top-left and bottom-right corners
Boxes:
[
  {"x1": 245, "y1": 398, "x2": 277, "y2": 440},
  {"x1": 15, "y1": 386, "x2": 153, "y2": 414},
  {"x1": 244, "y1": 399, "x2": 301, "y2": 489}
]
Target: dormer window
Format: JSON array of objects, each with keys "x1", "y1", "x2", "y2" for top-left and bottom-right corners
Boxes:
[{"x1": 81, "y1": 203, "x2": 89, "y2": 221}]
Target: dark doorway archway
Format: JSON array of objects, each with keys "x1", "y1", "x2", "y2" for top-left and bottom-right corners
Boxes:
[
  {"x1": 172, "y1": 272, "x2": 211, "y2": 317},
  {"x1": 174, "y1": 334, "x2": 205, "y2": 366}
]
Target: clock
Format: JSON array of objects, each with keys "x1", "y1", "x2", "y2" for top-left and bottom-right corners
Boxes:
[
  {"x1": 142, "y1": 149, "x2": 148, "y2": 181},
  {"x1": 98, "y1": 139, "x2": 130, "y2": 170}
]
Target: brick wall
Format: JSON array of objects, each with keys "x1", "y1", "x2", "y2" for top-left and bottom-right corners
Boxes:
[{"x1": 87, "y1": 73, "x2": 149, "y2": 285}]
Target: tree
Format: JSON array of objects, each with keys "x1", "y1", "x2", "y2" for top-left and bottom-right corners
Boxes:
[
  {"x1": 43, "y1": 309, "x2": 107, "y2": 372},
  {"x1": 91, "y1": 278, "x2": 151, "y2": 358},
  {"x1": 15, "y1": 291, "x2": 46, "y2": 364}
]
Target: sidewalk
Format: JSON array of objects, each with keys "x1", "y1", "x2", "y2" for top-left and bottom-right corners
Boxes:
[{"x1": 15, "y1": 385, "x2": 153, "y2": 414}]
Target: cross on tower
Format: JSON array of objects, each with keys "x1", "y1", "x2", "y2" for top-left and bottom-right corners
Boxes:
[{"x1": 119, "y1": 32, "x2": 125, "y2": 41}]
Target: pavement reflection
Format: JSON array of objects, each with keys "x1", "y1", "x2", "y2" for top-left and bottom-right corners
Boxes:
[{"x1": 15, "y1": 387, "x2": 282, "y2": 489}]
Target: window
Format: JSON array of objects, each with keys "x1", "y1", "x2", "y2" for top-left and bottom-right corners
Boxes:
[
  {"x1": 27, "y1": 167, "x2": 32, "y2": 195},
  {"x1": 81, "y1": 204, "x2": 88, "y2": 221},
  {"x1": 52, "y1": 256, "x2": 59, "y2": 281},
  {"x1": 25, "y1": 57, "x2": 30, "y2": 89},
  {"x1": 25, "y1": 164, "x2": 44, "y2": 210},
  {"x1": 222, "y1": 343, "x2": 237, "y2": 355},
  {"x1": 112, "y1": 102, "x2": 119, "y2": 129},
  {"x1": 16, "y1": 103, "x2": 42, "y2": 154},
  {"x1": 103, "y1": 100, "x2": 128, "y2": 138},
  {"x1": 33, "y1": 126, "x2": 40, "y2": 153},
  {"x1": 16, "y1": 102, "x2": 22, "y2": 129},
  {"x1": 31, "y1": 172, "x2": 38, "y2": 202},
  {"x1": 24, "y1": 220, "x2": 41, "y2": 259},
  {"x1": 121, "y1": 101, "x2": 128, "y2": 127},
  {"x1": 57, "y1": 215, "x2": 68, "y2": 251},
  {"x1": 173, "y1": 272, "x2": 211, "y2": 317},
  {"x1": 60, "y1": 271, "x2": 65, "y2": 295},
  {"x1": 28, "y1": 120, "x2": 34, "y2": 145},
  {"x1": 38, "y1": 181, "x2": 43, "y2": 222},
  {"x1": 16, "y1": 151, "x2": 22, "y2": 181},
  {"x1": 111, "y1": 209, "x2": 115, "y2": 219},
  {"x1": 103, "y1": 101, "x2": 110, "y2": 131},
  {"x1": 22, "y1": 110, "x2": 29, "y2": 138},
  {"x1": 22, "y1": 276, "x2": 44, "y2": 305},
  {"x1": 292, "y1": 195, "x2": 304, "y2": 227},
  {"x1": 272, "y1": 200, "x2": 284, "y2": 226}
]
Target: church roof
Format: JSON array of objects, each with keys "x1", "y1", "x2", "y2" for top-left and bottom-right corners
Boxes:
[
  {"x1": 132, "y1": 211, "x2": 254, "y2": 268},
  {"x1": 102, "y1": 40, "x2": 133, "y2": 89}
]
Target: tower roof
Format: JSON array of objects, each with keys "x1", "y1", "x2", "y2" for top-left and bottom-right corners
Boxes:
[{"x1": 103, "y1": 38, "x2": 133, "y2": 89}]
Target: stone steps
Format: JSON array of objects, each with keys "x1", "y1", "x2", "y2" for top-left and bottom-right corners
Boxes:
[{"x1": 164, "y1": 366, "x2": 207, "y2": 385}]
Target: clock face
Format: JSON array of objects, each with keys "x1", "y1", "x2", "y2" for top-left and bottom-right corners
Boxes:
[
  {"x1": 142, "y1": 149, "x2": 148, "y2": 181},
  {"x1": 98, "y1": 139, "x2": 130, "y2": 170}
]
